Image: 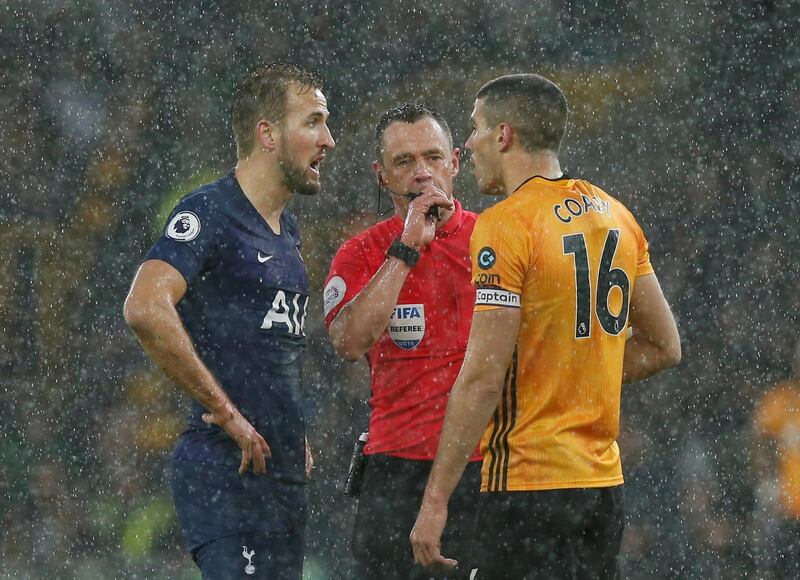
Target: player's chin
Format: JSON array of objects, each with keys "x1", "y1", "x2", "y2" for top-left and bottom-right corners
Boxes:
[{"x1": 296, "y1": 178, "x2": 321, "y2": 196}]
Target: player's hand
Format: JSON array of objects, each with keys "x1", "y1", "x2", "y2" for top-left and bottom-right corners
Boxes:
[
  {"x1": 410, "y1": 501, "x2": 458, "y2": 573},
  {"x1": 400, "y1": 186, "x2": 454, "y2": 249},
  {"x1": 305, "y1": 438, "x2": 314, "y2": 480},
  {"x1": 202, "y1": 407, "x2": 272, "y2": 475}
]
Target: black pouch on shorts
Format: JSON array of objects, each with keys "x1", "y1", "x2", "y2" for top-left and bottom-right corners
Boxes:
[{"x1": 344, "y1": 432, "x2": 369, "y2": 497}]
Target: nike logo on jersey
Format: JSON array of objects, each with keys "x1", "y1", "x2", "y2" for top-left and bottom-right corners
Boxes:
[{"x1": 257, "y1": 252, "x2": 274, "y2": 263}]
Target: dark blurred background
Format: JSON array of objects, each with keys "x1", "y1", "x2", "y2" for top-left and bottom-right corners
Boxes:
[{"x1": 1, "y1": 0, "x2": 799, "y2": 578}]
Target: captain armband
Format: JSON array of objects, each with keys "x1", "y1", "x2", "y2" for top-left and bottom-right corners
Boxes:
[{"x1": 475, "y1": 287, "x2": 521, "y2": 308}]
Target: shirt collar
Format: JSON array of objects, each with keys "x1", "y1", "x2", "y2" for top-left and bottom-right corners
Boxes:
[
  {"x1": 513, "y1": 174, "x2": 573, "y2": 193},
  {"x1": 437, "y1": 198, "x2": 464, "y2": 237}
]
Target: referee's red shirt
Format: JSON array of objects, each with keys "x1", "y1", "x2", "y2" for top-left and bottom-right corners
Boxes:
[{"x1": 324, "y1": 200, "x2": 482, "y2": 461}]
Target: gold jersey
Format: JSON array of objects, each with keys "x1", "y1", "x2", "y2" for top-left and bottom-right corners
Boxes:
[{"x1": 471, "y1": 176, "x2": 653, "y2": 492}]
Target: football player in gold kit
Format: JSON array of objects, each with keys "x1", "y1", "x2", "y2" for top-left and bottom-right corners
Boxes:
[{"x1": 411, "y1": 74, "x2": 681, "y2": 579}]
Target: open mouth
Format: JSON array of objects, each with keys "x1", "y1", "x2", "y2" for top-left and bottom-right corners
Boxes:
[{"x1": 309, "y1": 156, "x2": 324, "y2": 176}]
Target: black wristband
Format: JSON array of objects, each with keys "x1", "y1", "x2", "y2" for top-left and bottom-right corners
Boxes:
[{"x1": 386, "y1": 237, "x2": 421, "y2": 267}]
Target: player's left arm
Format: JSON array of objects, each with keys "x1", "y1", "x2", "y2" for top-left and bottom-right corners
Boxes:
[
  {"x1": 410, "y1": 306, "x2": 520, "y2": 572},
  {"x1": 623, "y1": 272, "x2": 681, "y2": 383}
]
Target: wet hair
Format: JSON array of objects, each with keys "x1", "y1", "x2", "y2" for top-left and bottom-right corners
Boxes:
[
  {"x1": 374, "y1": 102, "x2": 454, "y2": 161},
  {"x1": 476, "y1": 74, "x2": 568, "y2": 154},
  {"x1": 231, "y1": 63, "x2": 324, "y2": 158}
]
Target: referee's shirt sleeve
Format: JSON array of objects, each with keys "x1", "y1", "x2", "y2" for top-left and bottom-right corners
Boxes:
[
  {"x1": 323, "y1": 239, "x2": 371, "y2": 328},
  {"x1": 145, "y1": 195, "x2": 218, "y2": 285}
]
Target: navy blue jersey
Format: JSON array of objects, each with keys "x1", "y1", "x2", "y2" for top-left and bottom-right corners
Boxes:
[{"x1": 147, "y1": 170, "x2": 308, "y2": 483}]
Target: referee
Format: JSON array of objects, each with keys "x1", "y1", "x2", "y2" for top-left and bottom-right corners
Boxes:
[{"x1": 324, "y1": 103, "x2": 481, "y2": 579}]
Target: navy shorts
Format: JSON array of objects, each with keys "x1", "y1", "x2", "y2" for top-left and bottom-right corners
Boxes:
[
  {"x1": 171, "y1": 459, "x2": 306, "y2": 580},
  {"x1": 192, "y1": 531, "x2": 303, "y2": 580}
]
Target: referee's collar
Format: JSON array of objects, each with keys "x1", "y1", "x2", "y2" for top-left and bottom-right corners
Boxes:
[{"x1": 437, "y1": 198, "x2": 464, "y2": 237}]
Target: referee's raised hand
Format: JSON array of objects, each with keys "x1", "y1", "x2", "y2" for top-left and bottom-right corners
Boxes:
[
  {"x1": 400, "y1": 185, "x2": 454, "y2": 249},
  {"x1": 202, "y1": 406, "x2": 272, "y2": 475}
]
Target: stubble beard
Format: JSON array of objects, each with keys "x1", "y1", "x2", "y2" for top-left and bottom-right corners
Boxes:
[{"x1": 278, "y1": 135, "x2": 320, "y2": 197}]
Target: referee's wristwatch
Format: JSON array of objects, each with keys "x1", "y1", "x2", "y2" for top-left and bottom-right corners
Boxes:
[{"x1": 386, "y1": 237, "x2": 421, "y2": 267}]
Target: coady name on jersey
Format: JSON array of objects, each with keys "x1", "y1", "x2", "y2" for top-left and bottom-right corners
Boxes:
[{"x1": 553, "y1": 194, "x2": 611, "y2": 224}]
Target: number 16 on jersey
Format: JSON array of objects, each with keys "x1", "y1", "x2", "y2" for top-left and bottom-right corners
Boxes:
[{"x1": 562, "y1": 229, "x2": 630, "y2": 339}]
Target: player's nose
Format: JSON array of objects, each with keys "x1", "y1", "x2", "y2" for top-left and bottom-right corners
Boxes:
[
  {"x1": 465, "y1": 131, "x2": 475, "y2": 150},
  {"x1": 414, "y1": 174, "x2": 433, "y2": 188},
  {"x1": 414, "y1": 161, "x2": 432, "y2": 180},
  {"x1": 320, "y1": 124, "x2": 335, "y2": 149}
]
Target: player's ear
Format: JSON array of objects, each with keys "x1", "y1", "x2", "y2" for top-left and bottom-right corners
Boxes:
[
  {"x1": 498, "y1": 123, "x2": 513, "y2": 153},
  {"x1": 450, "y1": 148, "x2": 461, "y2": 177},
  {"x1": 372, "y1": 161, "x2": 386, "y2": 187},
  {"x1": 256, "y1": 119, "x2": 278, "y2": 152}
]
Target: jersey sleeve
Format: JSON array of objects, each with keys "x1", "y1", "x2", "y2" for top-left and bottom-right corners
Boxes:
[
  {"x1": 323, "y1": 239, "x2": 372, "y2": 328},
  {"x1": 145, "y1": 194, "x2": 218, "y2": 285},
  {"x1": 470, "y1": 209, "x2": 529, "y2": 312}
]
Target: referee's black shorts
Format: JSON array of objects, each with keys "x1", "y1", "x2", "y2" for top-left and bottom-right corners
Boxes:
[
  {"x1": 470, "y1": 485, "x2": 624, "y2": 580},
  {"x1": 351, "y1": 454, "x2": 482, "y2": 580}
]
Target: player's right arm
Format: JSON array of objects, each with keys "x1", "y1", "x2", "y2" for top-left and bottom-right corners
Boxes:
[
  {"x1": 123, "y1": 259, "x2": 271, "y2": 475},
  {"x1": 328, "y1": 253, "x2": 411, "y2": 361},
  {"x1": 328, "y1": 189, "x2": 452, "y2": 361},
  {"x1": 622, "y1": 272, "x2": 681, "y2": 383},
  {"x1": 411, "y1": 306, "x2": 520, "y2": 571}
]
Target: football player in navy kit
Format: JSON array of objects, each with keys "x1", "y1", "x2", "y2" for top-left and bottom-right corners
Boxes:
[{"x1": 123, "y1": 63, "x2": 335, "y2": 579}]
